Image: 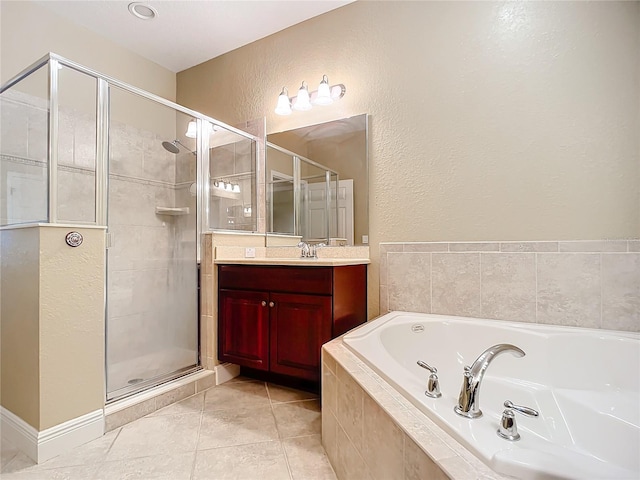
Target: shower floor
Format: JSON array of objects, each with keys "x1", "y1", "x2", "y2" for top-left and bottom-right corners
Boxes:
[{"x1": 107, "y1": 347, "x2": 198, "y2": 399}]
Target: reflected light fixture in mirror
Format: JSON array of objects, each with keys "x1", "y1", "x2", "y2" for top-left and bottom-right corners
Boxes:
[
  {"x1": 275, "y1": 75, "x2": 346, "y2": 116},
  {"x1": 185, "y1": 120, "x2": 218, "y2": 138}
]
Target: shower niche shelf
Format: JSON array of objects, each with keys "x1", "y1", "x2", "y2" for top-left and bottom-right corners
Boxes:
[{"x1": 155, "y1": 207, "x2": 190, "y2": 216}]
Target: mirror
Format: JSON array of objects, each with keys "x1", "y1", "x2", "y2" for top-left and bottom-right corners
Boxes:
[{"x1": 266, "y1": 114, "x2": 368, "y2": 245}]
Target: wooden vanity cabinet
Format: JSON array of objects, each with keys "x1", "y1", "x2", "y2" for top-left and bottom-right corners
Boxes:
[{"x1": 218, "y1": 264, "x2": 367, "y2": 382}]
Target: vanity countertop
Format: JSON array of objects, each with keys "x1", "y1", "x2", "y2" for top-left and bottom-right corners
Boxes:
[{"x1": 214, "y1": 258, "x2": 370, "y2": 267}]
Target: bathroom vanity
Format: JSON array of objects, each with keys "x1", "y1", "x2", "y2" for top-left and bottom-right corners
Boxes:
[{"x1": 217, "y1": 261, "x2": 367, "y2": 382}]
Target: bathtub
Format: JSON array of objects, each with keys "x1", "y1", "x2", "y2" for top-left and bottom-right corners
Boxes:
[{"x1": 343, "y1": 311, "x2": 640, "y2": 480}]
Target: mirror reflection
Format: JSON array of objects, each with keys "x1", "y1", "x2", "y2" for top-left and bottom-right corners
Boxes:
[{"x1": 267, "y1": 114, "x2": 368, "y2": 245}]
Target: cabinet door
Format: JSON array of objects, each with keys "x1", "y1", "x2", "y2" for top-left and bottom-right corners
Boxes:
[
  {"x1": 269, "y1": 293, "x2": 332, "y2": 381},
  {"x1": 218, "y1": 289, "x2": 270, "y2": 370}
]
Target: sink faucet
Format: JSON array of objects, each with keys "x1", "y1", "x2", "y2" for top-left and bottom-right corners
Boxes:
[
  {"x1": 297, "y1": 242, "x2": 326, "y2": 258},
  {"x1": 454, "y1": 344, "x2": 525, "y2": 419}
]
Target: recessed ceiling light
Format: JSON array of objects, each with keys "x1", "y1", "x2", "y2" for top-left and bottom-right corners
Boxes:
[{"x1": 128, "y1": 2, "x2": 157, "y2": 20}]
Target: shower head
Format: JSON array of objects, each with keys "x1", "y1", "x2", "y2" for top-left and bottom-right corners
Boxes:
[
  {"x1": 162, "y1": 140, "x2": 180, "y2": 154},
  {"x1": 162, "y1": 139, "x2": 195, "y2": 155}
]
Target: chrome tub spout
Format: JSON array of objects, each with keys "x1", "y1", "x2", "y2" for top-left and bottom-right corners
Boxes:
[{"x1": 454, "y1": 344, "x2": 525, "y2": 418}]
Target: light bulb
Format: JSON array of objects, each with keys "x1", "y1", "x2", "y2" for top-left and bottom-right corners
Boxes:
[
  {"x1": 274, "y1": 87, "x2": 292, "y2": 115},
  {"x1": 313, "y1": 75, "x2": 333, "y2": 106},
  {"x1": 293, "y1": 81, "x2": 312, "y2": 111},
  {"x1": 185, "y1": 120, "x2": 197, "y2": 138},
  {"x1": 232, "y1": 184, "x2": 241, "y2": 193}
]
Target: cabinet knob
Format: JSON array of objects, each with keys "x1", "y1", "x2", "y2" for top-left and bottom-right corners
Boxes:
[
  {"x1": 261, "y1": 301, "x2": 267, "y2": 307},
  {"x1": 269, "y1": 301, "x2": 275, "y2": 307}
]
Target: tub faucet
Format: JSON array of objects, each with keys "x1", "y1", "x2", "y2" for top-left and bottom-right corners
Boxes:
[{"x1": 454, "y1": 344, "x2": 525, "y2": 419}]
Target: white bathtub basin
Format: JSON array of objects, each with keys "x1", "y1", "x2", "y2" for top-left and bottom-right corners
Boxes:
[{"x1": 343, "y1": 312, "x2": 640, "y2": 480}]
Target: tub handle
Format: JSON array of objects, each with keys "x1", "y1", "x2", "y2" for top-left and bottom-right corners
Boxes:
[
  {"x1": 497, "y1": 400, "x2": 539, "y2": 441},
  {"x1": 417, "y1": 361, "x2": 442, "y2": 398}
]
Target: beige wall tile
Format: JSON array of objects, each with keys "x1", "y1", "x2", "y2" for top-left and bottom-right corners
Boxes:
[
  {"x1": 105, "y1": 399, "x2": 156, "y2": 432},
  {"x1": 362, "y1": 395, "x2": 404, "y2": 480},
  {"x1": 195, "y1": 372, "x2": 216, "y2": 393},
  {"x1": 559, "y1": 240, "x2": 628, "y2": 252},
  {"x1": 450, "y1": 242, "x2": 499, "y2": 252},
  {"x1": 322, "y1": 365, "x2": 338, "y2": 415},
  {"x1": 537, "y1": 253, "x2": 601, "y2": 328},
  {"x1": 379, "y1": 243, "x2": 403, "y2": 255},
  {"x1": 432, "y1": 253, "x2": 481, "y2": 317},
  {"x1": 500, "y1": 242, "x2": 558, "y2": 252},
  {"x1": 379, "y1": 252, "x2": 388, "y2": 287},
  {"x1": 379, "y1": 285, "x2": 389, "y2": 313},
  {"x1": 335, "y1": 425, "x2": 370, "y2": 480},
  {"x1": 322, "y1": 349, "x2": 336, "y2": 375},
  {"x1": 602, "y1": 253, "x2": 640, "y2": 331},
  {"x1": 322, "y1": 409, "x2": 338, "y2": 469},
  {"x1": 629, "y1": 240, "x2": 640, "y2": 252},
  {"x1": 388, "y1": 252, "x2": 431, "y2": 313},
  {"x1": 481, "y1": 253, "x2": 536, "y2": 322},
  {"x1": 403, "y1": 243, "x2": 448, "y2": 252},
  {"x1": 336, "y1": 365, "x2": 364, "y2": 453},
  {"x1": 155, "y1": 383, "x2": 195, "y2": 410},
  {"x1": 404, "y1": 436, "x2": 449, "y2": 480}
]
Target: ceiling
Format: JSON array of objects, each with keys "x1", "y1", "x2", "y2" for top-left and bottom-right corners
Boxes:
[{"x1": 35, "y1": 0, "x2": 353, "y2": 73}]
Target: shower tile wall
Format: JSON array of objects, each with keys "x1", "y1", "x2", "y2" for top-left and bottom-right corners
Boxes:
[
  {"x1": 0, "y1": 90, "x2": 48, "y2": 225},
  {"x1": 379, "y1": 240, "x2": 640, "y2": 332},
  {"x1": 107, "y1": 119, "x2": 197, "y2": 394}
]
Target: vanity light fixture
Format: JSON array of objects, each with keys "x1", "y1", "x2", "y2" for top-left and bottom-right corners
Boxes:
[
  {"x1": 185, "y1": 120, "x2": 218, "y2": 139},
  {"x1": 185, "y1": 121, "x2": 197, "y2": 139},
  {"x1": 212, "y1": 180, "x2": 241, "y2": 194},
  {"x1": 275, "y1": 87, "x2": 292, "y2": 116},
  {"x1": 293, "y1": 81, "x2": 312, "y2": 111},
  {"x1": 274, "y1": 75, "x2": 346, "y2": 116}
]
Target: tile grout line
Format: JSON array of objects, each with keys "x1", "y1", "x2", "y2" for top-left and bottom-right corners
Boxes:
[
  {"x1": 267, "y1": 382, "x2": 295, "y2": 480},
  {"x1": 189, "y1": 405, "x2": 205, "y2": 480}
]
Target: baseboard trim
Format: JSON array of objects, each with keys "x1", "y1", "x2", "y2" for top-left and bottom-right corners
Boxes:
[
  {"x1": 0, "y1": 407, "x2": 104, "y2": 463},
  {"x1": 214, "y1": 363, "x2": 240, "y2": 385}
]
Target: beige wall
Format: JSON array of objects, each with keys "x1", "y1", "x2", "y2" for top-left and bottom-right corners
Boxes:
[
  {"x1": 39, "y1": 226, "x2": 105, "y2": 429},
  {"x1": 0, "y1": 227, "x2": 41, "y2": 428},
  {"x1": 0, "y1": 225, "x2": 105, "y2": 430},
  {"x1": 0, "y1": 0, "x2": 175, "y2": 100},
  {"x1": 178, "y1": 1, "x2": 640, "y2": 316}
]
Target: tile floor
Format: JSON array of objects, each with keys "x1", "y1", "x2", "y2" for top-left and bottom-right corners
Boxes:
[{"x1": 1, "y1": 377, "x2": 337, "y2": 480}]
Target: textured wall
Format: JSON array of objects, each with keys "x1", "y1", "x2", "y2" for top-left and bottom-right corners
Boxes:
[
  {"x1": 0, "y1": 227, "x2": 41, "y2": 428},
  {"x1": 178, "y1": 1, "x2": 640, "y2": 317},
  {"x1": 39, "y1": 226, "x2": 105, "y2": 429}
]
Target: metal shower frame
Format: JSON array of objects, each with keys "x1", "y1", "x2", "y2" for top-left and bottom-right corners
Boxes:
[{"x1": 0, "y1": 52, "x2": 259, "y2": 258}]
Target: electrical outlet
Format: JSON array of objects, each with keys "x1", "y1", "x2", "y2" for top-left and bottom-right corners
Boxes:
[
  {"x1": 362, "y1": 235, "x2": 369, "y2": 244},
  {"x1": 245, "y1": 247, "x2": 256, "y2": 258}
]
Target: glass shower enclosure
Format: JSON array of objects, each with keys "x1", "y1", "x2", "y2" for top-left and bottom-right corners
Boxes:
[{"x1": 0, "y1": 53, "x2": 258, "y2": 401}]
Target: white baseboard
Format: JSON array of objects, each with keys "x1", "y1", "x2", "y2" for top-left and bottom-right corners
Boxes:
[
  {"x1": 1, "y1": 407, "x2": 104, "y2": 463},
  {"x1": 214, "y1": 363, "x2": 240, "y2": 385}
]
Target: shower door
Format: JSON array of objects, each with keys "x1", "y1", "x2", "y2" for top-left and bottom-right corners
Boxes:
[{"x1": 105, "y1": 86, "x2": 199, "y2": 400}]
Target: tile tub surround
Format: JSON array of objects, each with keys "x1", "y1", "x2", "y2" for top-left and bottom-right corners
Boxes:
[
  {"x1": 322, "y1": 339, "x2": 507, "y2": 480},
  {"x1": 3, "y1": 378, "x2": 335, "y2": 480},
  {"x1": 380, "y1": 240, "x2": 640, "y2": 332}
]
